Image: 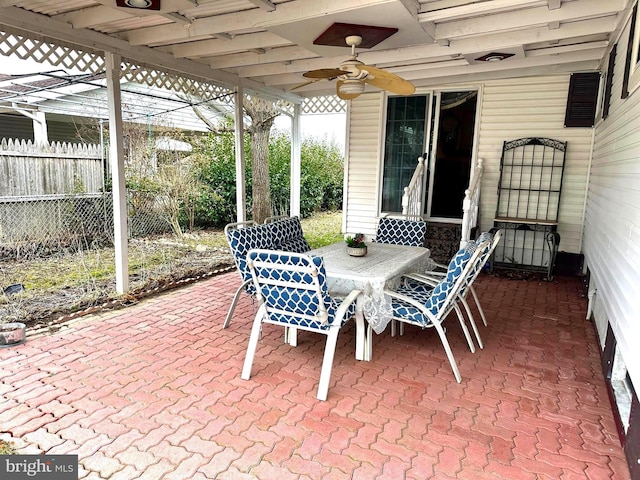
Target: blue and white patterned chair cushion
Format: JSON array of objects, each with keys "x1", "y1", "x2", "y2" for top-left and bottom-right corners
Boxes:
[
  {"x1": 248, "y1": 250, "x2": 355, "y2": 330},
  {"x1": 226, "y1": 223, "x2": 274, "y2": 294},
  {"x1": 375, "y1": 217, "x2": 427, "y2": 247},
  {"x1": 390, "y1": 242, "x2": 475, "y2": 324},
  {"x1": 268, "y1": 216, "x2": 311, "y2": 253}
]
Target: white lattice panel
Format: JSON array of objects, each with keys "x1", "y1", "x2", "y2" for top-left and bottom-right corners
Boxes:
[
  {"x1": 302, "y1": 95, "x2": 346, "y2": 114},
  {"x1": 0, "y1": 29, "x2": 103, "y2": 74}
]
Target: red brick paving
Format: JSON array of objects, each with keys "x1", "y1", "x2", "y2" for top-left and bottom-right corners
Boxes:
[{"x1": 0, "y1": 272, "x2": 631, "y2": 479}]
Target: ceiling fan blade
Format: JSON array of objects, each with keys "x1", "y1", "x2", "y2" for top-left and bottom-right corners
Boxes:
[
  {"x1": 303, "y1": 68, "x2": 345, "y2": 79},
  {"x1": 336, "y1": 80, "x2": 362, "y2": 100},
  {"x1": 360, "y1": 65, "x2": 416, "y2": 95},
  {"x1": 290, "y1": 79, "x2": 321, "y2": 91}
]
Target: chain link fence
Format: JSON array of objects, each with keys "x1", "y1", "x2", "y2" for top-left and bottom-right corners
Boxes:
[
  {"x1": 0, "y1": 191, "x2": 234, "y2": 327},
  {"x1": 0, "y1": 192, "x2": 175, "y2": 259}
]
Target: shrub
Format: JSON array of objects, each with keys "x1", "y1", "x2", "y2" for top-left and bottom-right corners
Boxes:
[{"x1": 191, "y1": 129, "x2": 343, "y2": 226}]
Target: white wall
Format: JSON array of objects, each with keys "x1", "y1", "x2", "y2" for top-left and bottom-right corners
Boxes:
[
  {"x1": 343, "y1": 92, "x2": 385, "y2": 238},
  {"x1": 587, "y1": 13, "x2": 640, "y2": 392},
  {"x1": 344, "y1": 76, "x2": 595, "y2": 254}
]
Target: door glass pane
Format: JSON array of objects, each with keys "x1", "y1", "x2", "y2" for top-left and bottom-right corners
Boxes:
[
  {"x1": 381, "y1": 96, "x2": 427, "y2": 212},
  {"x1": 430, "y1": 91, "x2": 478, "y2": 219}
]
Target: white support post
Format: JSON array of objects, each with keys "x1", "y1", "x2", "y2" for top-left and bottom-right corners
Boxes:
[
  {"x1": 11, "y1": 106, "x2": 48, "y2": 145},
  {"x1": 105, "y1": 52, "x2": 129, "y2": 294},
  {"x1": 234, "y1": 87, "x2": 247, "y2": 223},
  {"x1": 290, "y1": 104, "x2": 301, "y2": 217}
]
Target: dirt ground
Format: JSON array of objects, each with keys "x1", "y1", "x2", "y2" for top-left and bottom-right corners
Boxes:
[{"x1": 0, "y1": 232, "x2": 235, "y2": 332}]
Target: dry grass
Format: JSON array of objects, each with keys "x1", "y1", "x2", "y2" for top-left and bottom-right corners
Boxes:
[
  {"x1": 0, "y1": 439, "x2": 16, "y2": 454},
  {"x1": 0, "y1": 211, "x2": 343, "y2": 329}
]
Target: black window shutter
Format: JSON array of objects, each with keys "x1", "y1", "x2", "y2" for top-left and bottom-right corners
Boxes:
[
  {"x1": 622, "y1": 3, "x2": 637, "y2": 99},
  {"x1": 603, "y1": 44, "x2": 617, "y2": 119},
  {"x1": 564, "y1": 72, "x2": 600, "y2": 127}
]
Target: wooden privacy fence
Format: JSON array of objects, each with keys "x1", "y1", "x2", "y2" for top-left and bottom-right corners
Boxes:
[{"x1": 0, "y1": 138, "x2": 104, "y2": 196}]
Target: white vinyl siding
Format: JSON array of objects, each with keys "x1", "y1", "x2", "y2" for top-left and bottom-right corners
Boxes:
[
  {"x1": 345, "y1": 76, "x2": 594, "y2": 253},
  {"x1": 344, "y1": 92, "x2": 385, "y2": 239},
  {"x1": 476, "y1": 75, "x2": 594, "y2": 255},
  {"x1": 586, "y1": 13, "x2": 640, "y2": 392}
]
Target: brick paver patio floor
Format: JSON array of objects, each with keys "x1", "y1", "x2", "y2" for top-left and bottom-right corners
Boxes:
[{"x1": 0, "y1": 271, "x2": 631, "y2": 479}]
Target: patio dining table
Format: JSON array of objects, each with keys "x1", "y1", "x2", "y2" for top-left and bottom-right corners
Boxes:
[{"x1": 309, "y1": 242, "x2": 432, "y2": 361}]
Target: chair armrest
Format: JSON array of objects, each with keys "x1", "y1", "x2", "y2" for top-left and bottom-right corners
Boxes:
[
  {"x1": 331, "y1": 289, "x2": 362, "y2": 325},
  {"x1": 403, "y1": 273, "x2": 440, "y2": 287},
  {"x1": 385, "y1": 289, "x2": 429, "y2": 312},
  {"x1": 430, "y1": 261, "x2": 447, "y2": 271}
]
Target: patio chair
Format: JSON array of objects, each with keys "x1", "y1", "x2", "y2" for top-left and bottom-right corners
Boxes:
[
  {"x1": 385, "y1": 240, "x2": 488, "y2": 382},
  {"x1": 223, "y1": 221, "x2": 274, "y2": 329},
  {"x1": 242, "y1": 249, "x2": 361, "y2": 401},
  {"x1": 409, "y1": 230, "x2": 503, "y2": 337},
  {"x1": 401, "y1": 233, "x2": 497, "y2": 350},
  {"x1": 375, "y1": 216, "x2": 427, "y2": 247},
  {"x1": 264, "y1": 215, "x2": 311, "y2": 253}
]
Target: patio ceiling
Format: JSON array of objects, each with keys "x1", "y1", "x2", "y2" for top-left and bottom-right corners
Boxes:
[{"x1": 0, "y1": 0, "x2": 631, "y2": 102}]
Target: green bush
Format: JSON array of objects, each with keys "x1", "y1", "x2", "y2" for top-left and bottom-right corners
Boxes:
[
  {"x1": 191, "y1": 128, "x2": 343, "y2": 226},
  {"x1": 191, "y1": 131, "x2": 252, "y2": 227}
]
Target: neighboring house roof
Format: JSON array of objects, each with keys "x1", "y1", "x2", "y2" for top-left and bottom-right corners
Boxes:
[{"x1": 0, "y1": 70, "x2": 224, "y2": 133}]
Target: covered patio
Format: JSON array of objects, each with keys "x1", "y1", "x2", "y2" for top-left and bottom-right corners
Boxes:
[{"x1": 0, "y1": 271, "x2": 630, "y2": 479}]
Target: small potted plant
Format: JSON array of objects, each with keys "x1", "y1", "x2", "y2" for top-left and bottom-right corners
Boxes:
[{"x1": 345, "y1": 233, "x2": 367, "y2": 257}]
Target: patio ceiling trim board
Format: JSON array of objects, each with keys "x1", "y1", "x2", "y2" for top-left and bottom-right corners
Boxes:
[
  {"x1": 431, "y1": 0, "x2": 627, "y2": 41},
  {"x1": 0, "y1": 6, "x2": 303, "y2": 104},
  {"x1": 229, "y1": 16, "x2": 617, "y2": 92},
  {"x1": 123, "y1": 0, "x2": 400, "y2": 47},
  {"x1": 407, "y1": 59, "x2": 601, "y2": 90}
]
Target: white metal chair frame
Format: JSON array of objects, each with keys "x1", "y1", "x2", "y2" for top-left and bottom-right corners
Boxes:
[
  {"x1": 241, "y1": 249, "x2": 362, "y2": 401},
  {"x1": 408, "y1": 230, "x2": 503, "y2": 349},
  {"x1": 385, "y1": 241, "x2": 490, "y2": 383}
]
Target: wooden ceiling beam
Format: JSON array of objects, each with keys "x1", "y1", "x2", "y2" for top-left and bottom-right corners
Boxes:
[
  {"x1": 432, "y1": 0, "x2": 625, "y2": 41},
  {"x1": 171, "y1": 32, "x2": 292, "y2": 59},
  {"x1": 209, "y1": 46, "x2": 317, "y2": 69},
  {"x1": 228, "y1": 16, "x2": 615, "y2": 81},
  {"x1": 126, "y1": 0, "x2": 397, "y2": 46}
]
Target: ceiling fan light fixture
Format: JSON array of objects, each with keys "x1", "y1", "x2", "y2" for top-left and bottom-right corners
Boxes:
[
  {"x1": 127, "y1": 0, "x2": 151, "y2": 6},
  {"x1": 475, "y1": 52, "x2": 515, "y2": 62},
  {"x1": 338, "y1": 79, "x2": 365, "y2": 96},
  {"x1": 116, "y1": 0, "x2": 161, "y2": 9}
]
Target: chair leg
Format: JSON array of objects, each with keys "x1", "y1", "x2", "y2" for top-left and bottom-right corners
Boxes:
[
  {"x1": 355, "y1": 309, "x2": 366, "y2": 361},
  {"x1": 469, "y1": 285, "x2": 488, "y2": 326},
  {"x1": 285, "y1": 327, "x2": 298, "y2": 346},
  {"x1": 223, "y1": 279, "x2": 251, "y2": 329},
  {"x1": 431, "y1": 319, "x2": 462, "y2": 383},
  {"x1": 453, "y1": 303, "x2": 475, "y2": 353},
  {"x1": 317, "y1": 327, "x2": 340, "y2": 401},
  {"x1": 241, "y1": 308, "x2": 264, "y2": 380},
  {"x1": 460, "y1": 296, "x2": 483, "y2": 349}
]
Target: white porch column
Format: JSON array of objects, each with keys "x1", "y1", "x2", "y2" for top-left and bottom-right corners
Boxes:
[
  {"x1": 290, "y1": 103, "x2": 301, "y2": 217},
  {"x1": 12, "y1": 107, "x2": 48, "y2": 144},
  {"x1": 234, "y1": 87, "x2": 247, "y2": 223},
  {"x1": 105, "y1": 52, "x2": 129, "y2": 293},
  {"x1": 32, "y1": 111, "x2": 48, "y2": 145}
]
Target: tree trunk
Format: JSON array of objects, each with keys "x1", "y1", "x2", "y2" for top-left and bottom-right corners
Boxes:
[
  {"x1": 251, "y1": 126, "x2": 272, "y2": 223},
  {"x1": 244, "y1": 96, "x2": 278, "y2": 224}
]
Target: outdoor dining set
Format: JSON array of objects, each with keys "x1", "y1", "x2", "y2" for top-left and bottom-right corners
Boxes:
[{"x1": 224, "y1": 215, "x2": 502, "y2": 401}]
